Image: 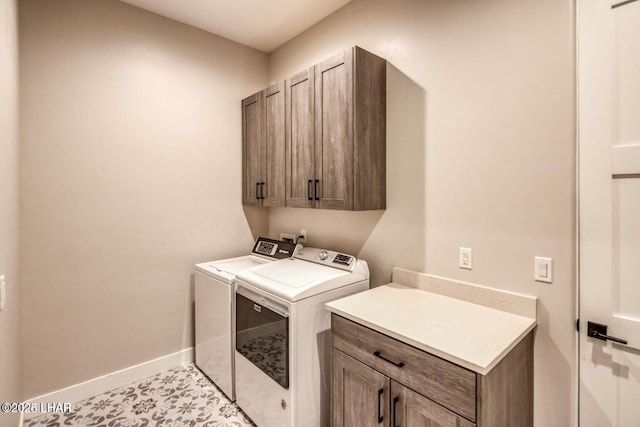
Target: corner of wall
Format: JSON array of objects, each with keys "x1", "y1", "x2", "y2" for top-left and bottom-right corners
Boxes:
[{"x1": 0, "y1": 0, "x2": 23, "y2": 424}]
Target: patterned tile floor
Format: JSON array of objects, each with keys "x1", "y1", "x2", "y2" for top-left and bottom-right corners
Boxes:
[{"x1": 24, "y1": 364, "x2": 255, "y2": 427}]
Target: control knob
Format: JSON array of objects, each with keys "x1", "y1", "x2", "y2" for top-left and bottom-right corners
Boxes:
[{"x1": 318, "y1": 250, "x2": 329, "y2": 261}]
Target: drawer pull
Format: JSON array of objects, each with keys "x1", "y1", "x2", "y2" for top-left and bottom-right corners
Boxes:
[
  {"x1": 392, "y1": 396, "x2": 399, "y2": 427},
  {"x1": 374, "y1": 351, "x2": 405, "y2": 368},
  {"x1": 377, "y1": 388, "x2": 383, "y2": 423}
]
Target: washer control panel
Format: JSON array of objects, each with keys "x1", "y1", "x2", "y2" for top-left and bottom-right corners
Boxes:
[
  {"x1": 255, "y1": 240, "x2": 277, "y2": 256},
  {"x1": 295, "y1": 247, "x2": 356, "y2": 271}
]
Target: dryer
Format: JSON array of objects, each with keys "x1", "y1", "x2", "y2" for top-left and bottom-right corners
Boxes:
[
  {"x1": 234, "y1": 247, "x2": 369, "y2": 426},
  {"x1": 194, "y1": 237, "x2": 296, "y2": 400}
]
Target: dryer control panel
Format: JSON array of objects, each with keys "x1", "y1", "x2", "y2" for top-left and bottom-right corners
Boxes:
[{"x1": 294, "y1": 247, "x2": 356, "y2": 271}]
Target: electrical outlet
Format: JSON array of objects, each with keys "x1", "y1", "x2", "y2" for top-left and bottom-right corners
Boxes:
[
  {"x1": 298, "y1": 229, "x2": 307, "y2": 244},
  {"x1": 0, "y1": 274, "x2": 6, "y2": 311},
  {"x1": 280, "y1": 233, "x2": 295, "y2": 243},
  {"x1": 459, "y1": 247, "x2": 472, "y2": 269}
]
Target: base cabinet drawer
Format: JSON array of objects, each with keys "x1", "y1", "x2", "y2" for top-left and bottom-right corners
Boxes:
[{"x1": 331, "y1": 314, "x2": 534, "y2": 427}]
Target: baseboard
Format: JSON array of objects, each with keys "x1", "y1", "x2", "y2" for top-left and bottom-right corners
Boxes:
[{"x1": 25, "y1": 347, "x2": 194, "y2": 411}]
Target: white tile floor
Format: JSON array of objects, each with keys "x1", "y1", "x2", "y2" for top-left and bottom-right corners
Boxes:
[{"x1": 24, "y1": 364, "x2": 255, "y2": 427}]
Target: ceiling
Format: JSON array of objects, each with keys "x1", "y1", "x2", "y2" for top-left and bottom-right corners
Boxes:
[{"x1": 120, "y1": 0, "x2": 352, "y2": 53}]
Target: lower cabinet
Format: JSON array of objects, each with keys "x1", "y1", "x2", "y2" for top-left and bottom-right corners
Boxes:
[
  {"x1": 331, "y1": 314, "x2": 533, "y2": 427},
  {"x1": 332, "y1": 349, "x2": 390, "y2": 427},
  {"x1": 333, "y1": 349, "x2": 473, "y2": 427},
  {"x1": 392, "y1": 381, "x2": 474, "y2": 427}
]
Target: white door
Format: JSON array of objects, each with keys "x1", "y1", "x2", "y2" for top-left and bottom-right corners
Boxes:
[{"x1": 579, "y1": 0, "x2": 640, "y2": 426}]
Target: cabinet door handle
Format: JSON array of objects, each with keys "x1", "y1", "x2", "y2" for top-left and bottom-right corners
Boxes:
[
  {"x1": 377, "y1": 388, "x2": 384, "y2": 423},
  {"x1": 392, "y1": 396, "x2": 399, "y2": 427},
  {"x1": 256, "y1": 182, "x2": 260, "y2": 201},
  {"x1": 314, "y1": 179, "x2": 320, "y2": 200},
  {"x1": 260, "y1": 182, "x2": 265, "y2": 199},
  {"x1": 374, "y1": 351, "x2": 405, "y2": 368},
  {"x1": 308, "y1": 180, "x2": 313, "y2": 201}
]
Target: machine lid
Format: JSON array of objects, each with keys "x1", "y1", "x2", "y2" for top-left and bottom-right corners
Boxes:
[
  {"x1": 195, "y1": 255, "x2": 269, "y2": 284},
  {"x1": 236, "y1": 257, "x2": 369, "y2": 302},
  {"x1": 194, "y1": 237, "x2": 297, "y2": 284}
]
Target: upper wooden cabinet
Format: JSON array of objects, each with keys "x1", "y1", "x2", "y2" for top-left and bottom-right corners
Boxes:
[
  {"x1": 242, "y1": 82, "x2": 286, "y2": 207},
  {"x1": 286, "y1": 67, "x2": 316, "y2": 208},
  {"x1": 242, "y1": 46, "x2": 386, "y2": 210},
  {"x1": 290, "y1": 46, "x2": 386, "y2": 211}
]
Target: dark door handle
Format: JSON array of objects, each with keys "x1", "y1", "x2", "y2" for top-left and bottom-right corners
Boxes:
[
  {"x1": 255, "y1": 182, "x2": 260, "y2": 201},
  {"x1": 587, "y1": 321, "x2": 628, "y2": 345},
  {"x1": 374, "y1": 351, "x2": 405, "y2": 368},
  {"x1": 314, "y1": 179, "x2": 320, "y2": 200},
  {"x1": 260, "y1": 182, "x2": 265, "y2": 199},
  {"x1": 377, "y1": 388, "x2": 383, "y2": 423},
  {"x1": 392, "y1": 396, "x2": 399, "y2": 427},
  {"x1": 308, "y1": 180, "x2": 313, "y2": 201}
]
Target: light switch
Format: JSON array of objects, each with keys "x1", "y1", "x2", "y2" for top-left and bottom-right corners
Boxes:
[
  {"x1": 539, "y1": 262, "x2": 548, "y2": 277},
  {"x1": 534, "y1": 257, "x2": 552, "y2": 283}
]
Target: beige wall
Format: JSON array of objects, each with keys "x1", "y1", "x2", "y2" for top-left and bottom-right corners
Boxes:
[
  {"x1": 0, "y1": 0, "x2": 21, "y2": 424},
  {"x1": 268, "y1": 0, "x2": 576, "y2": 426},
  {"x1": 19, "y1": 0, "x2": 269, "y2": 398}
]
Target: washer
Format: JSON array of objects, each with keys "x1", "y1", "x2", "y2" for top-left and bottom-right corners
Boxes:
[
  {"x1": 234, "y1": 247, "x2": 369, "y2": 427},
  {"x1": 194, "y1": 237, "x2": 297, "y2": 401}
]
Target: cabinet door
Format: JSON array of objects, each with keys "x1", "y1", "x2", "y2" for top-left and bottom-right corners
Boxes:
[
  {"x1": 332, "y1": 349, "x2": 390, "y2": 427},
  {"x1": 315, "y1": 50, "x2": 354, "y2": 210},
  {"x1": 391, "y1": 382, "x2": 475, "y2": 427},
  {"x1": 242, "y1": 92, "x2": 263, "y2": 206},
  {"x1": 263, "y1": 82, "x2": 285, "y2": 207},
  {"x1": 286, "y1": 68, "x2": 315, "y2": 208}
]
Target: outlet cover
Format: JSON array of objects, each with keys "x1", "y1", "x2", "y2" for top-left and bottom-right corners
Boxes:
[
  {"x1": 459, "y1": 247, "x2": 472, "y2": 270},
  {"x1": 280, "y1": 233, "x2": 295, "y2": 243}
]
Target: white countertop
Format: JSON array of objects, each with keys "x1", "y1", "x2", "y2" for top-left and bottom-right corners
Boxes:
[{"x1": 326, "y1": 280, "x2": 537, "y2": 375}]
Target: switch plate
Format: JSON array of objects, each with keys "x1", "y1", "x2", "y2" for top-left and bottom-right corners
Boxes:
[
  {"x1": 459, "y1": 247, "x2": 472, "y2": 269},
  {"x1": 0, "y1": 274, "x2": 6, "y2": 311},
  {"x1": 534, "y1": 257, "x2": 553, "y2": 283}
]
